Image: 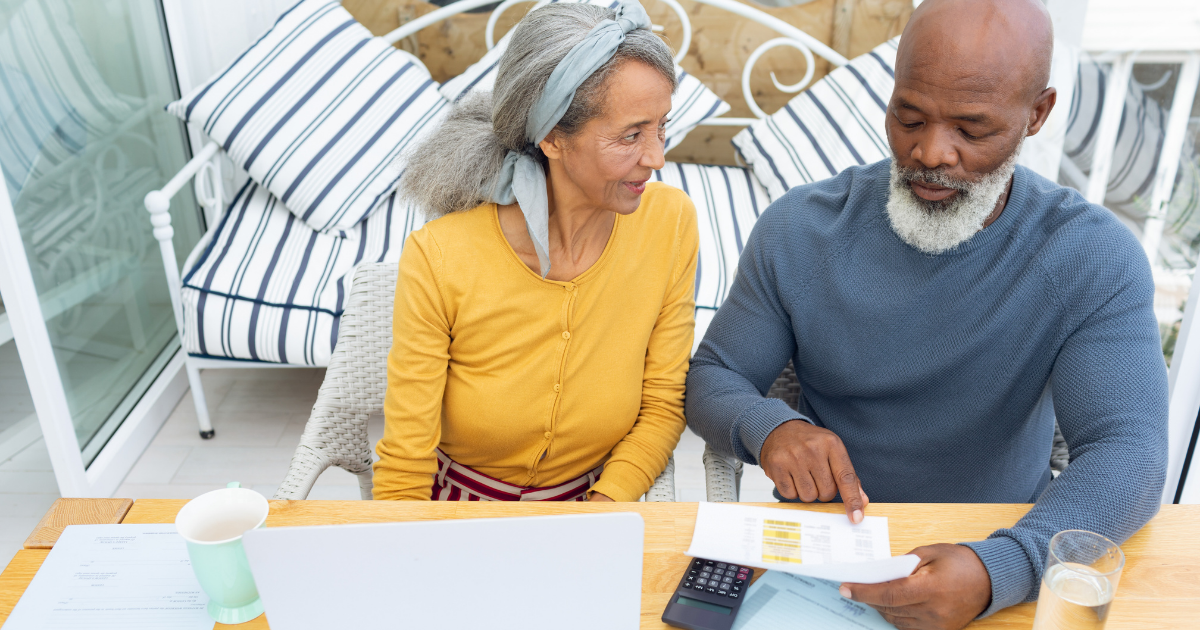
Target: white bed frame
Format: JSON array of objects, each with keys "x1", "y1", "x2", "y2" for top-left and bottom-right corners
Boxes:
[{"x1": 145, "y1": 0, "x2": 850, "y2": 438}]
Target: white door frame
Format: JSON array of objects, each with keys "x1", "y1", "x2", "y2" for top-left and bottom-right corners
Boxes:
[
  {"x1": 0, "y1": 0, "x2": 200, "y2": 500},
  {"x1": 0, "y1": 164, "x2": 189, "y2": 497},
  {"x1": 0, "y1": 174, "x2": 87, "y2": 494}
]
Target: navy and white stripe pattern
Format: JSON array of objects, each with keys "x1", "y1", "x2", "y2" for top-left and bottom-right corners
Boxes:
[
  {"x1": 0, "y1": 0, "x2": 130, "y2": 199},
  {"x1": 437, "y1": 0, "x2": 730, "y2": 151},
  {"x1": 732, "y1": 37, "x2": 898, "y2": 201},
  {"x1": 653, "y1": 162, "x2": 767, "y2": 346},
  {"x1": 1061, "y1": 58, "x2": 1198, "y2": 223},
  {"x1": 180, "y1": 182, "x2": 423, "y2": 365},
  {"x1": 0, "y1": 65, "x2": 84, "y2": 201},
  {"x1": 166, "y1": 0, "x2": 449, "y2": 233}
]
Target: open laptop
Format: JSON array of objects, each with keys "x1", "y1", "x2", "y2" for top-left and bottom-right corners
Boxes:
[{"x1": 242, "y1": 512, "x2": 644, "y2": 629}]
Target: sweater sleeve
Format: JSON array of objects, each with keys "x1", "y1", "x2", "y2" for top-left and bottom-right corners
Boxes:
[
  {"x1": 589, "y1": 202, "x2": 697, "y2": 502},
  {"x1": 372, "y1": 232, "x2": 452, "y2": 500},
  {"x1": 961, "y1": 249, "x2": 1168, "y2": 615},
  {"x1": 685, "y1": 213, "x2": 809, "y2": 466}
]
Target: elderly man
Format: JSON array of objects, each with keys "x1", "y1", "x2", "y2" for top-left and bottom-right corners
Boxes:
[{"x1": 685, "y1": 0, "x2": 1168, "y2": 627}]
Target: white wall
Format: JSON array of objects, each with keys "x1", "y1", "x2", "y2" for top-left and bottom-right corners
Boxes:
[
  {"x1": 1083, "y1": 0, "x2": 1200, "y2": 52},
  {"x1": 161, "y1": 0, "x2": 296, "y2": 95}
]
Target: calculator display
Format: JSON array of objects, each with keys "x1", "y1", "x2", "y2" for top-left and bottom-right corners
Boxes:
[
  {"x1": 675, "y1": 596, "x2": 732, "y2": 615},
  {"x1": 662, "y1": 558, "x2": 753, "y2": 630}
]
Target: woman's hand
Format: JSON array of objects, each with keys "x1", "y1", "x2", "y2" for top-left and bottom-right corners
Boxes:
[{"x1": 589, "y1": 492, "x2": 614, "y2": 502}]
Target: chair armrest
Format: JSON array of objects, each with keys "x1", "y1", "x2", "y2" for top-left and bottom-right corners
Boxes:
[
  {"x1": 644, "y1": 456, "x2": 676, "y2": 502},
  {"x1": 274, "y1": 444, "x2": 333, "y2": 500},
  {"x1": 703, "y1": 444, "x2": 742, "y2": 502}
]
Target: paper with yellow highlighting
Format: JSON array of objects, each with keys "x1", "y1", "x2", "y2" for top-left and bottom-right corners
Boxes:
[{"x1": 685, "y1": 502, "x2": 920, "y2": 584}]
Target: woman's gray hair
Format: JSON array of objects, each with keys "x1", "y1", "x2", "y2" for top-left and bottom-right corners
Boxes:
[{"x1": 400, "y1": 3, "x2": 678, "y2": 218}]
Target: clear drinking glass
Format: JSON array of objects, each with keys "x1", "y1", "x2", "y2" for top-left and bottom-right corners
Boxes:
[{"x1": 1031, "y1": 530, "x2": 1125, "y2": 630}]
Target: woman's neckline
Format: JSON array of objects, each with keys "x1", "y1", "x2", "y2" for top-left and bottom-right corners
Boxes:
[{"x1": 489, "y1": 204, "x2": 622, "y2": 285}]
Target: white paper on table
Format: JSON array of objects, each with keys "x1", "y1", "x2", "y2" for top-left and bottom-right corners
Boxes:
[
  {"x1": 732, "y1": 570, "x2": 897, "y2": 630},
  {"x1": 4, "y1": 524, "x2": 214, "y2": 630},
  {"x1": 686, "y1": 502, "x2": 920, "y2": 583}
]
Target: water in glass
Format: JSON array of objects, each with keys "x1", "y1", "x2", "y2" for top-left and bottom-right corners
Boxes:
[{"x1": 1032, "y1": 562, "x2": 1115, "y2": 630}]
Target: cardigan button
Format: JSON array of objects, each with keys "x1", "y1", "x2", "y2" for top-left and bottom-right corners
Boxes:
[
  {"x1": 553, "y1": 383, "x2": 561, "y2": 392},
  {"x1": 562, "y1": 331, "x2": 571, "y2": 340},
  {"x1": 544, "y1": 432, "x2": 552, "y2": 439}
]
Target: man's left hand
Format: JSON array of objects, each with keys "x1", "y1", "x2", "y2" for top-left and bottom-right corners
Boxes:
[{"x1": 839, "y1": 544, "x2": 991, "y2": 630}]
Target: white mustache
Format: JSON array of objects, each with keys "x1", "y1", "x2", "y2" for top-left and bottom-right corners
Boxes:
[{"x1": 885, "y1": 145, "x2": 1022, "y2": 254}]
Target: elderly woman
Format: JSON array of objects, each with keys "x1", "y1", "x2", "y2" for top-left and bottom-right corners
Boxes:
[{"x1": 372, "y1": 1, "x2": 698, "y2": 502}]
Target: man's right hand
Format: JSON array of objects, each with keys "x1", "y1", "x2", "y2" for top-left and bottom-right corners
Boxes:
[{"x1": 759, "y1": 420, "x2": 869, "y2": 523}]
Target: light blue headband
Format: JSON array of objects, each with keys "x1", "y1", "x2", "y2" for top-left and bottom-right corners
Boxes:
[{"x1": 487, "y1": 0, "x2": 653, "y2": 277}]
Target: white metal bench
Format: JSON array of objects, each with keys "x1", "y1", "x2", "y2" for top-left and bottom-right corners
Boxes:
[{"x1": 142, "y1": 0, "x2": 852, "y2": 439}]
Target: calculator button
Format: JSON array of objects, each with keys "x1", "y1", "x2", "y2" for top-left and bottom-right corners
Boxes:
[
  {"x1": 705, "y1": 560, "x2": 715, "y2": 566},
  {"x1": 729, "y1": 592, "x2": 739, "y2": 599},
  {"x1": 723, "y1": 576, "x2": 733, "y2": 584},
  {"x1": 700, "y1": 572, "x2": 711, "y2": 579},
  {"x1": 716, "y1": 563, "x2": 728, "y2": 569},
  {"x1": 734, "y1": 580, "x2": 744, "y2": 586},
  {"x1": 737, "y1": 570, "x2": 749, "y2": 578},
  {"x1": 707, "y1": 588, "x2": 717, "y2": 594},
  {"x1": 684, "y1": 582, "x2": 693, "y2": 590},
  {"x1": 727, "y1": 565, "x2": 740, "y2": 571},
  {"x1": 693, "y1": 584, "x2": 705, "y2": 591},
  {"x1": 692, "y1": 559, "x2": 703, "y2": 567},
  {"x1": 696, "y1": 578, "x2": 707, "y2": 586},
  {"x1": 689, "y1": 570, "x2": 698, "y2": 576},
  {"x1": 718, "y1": 590, "x2": 729, "y2": 596},
  {"x1": 713, "y1": 569, "x2": 724, "y2": 576},
  {"x1": 732, "y1": 586, "x2": 741, "y2": 593}
]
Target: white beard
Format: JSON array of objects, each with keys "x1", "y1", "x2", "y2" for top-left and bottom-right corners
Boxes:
[{"x1": 885, "y1": 146, "x2": 1021, "y2": 255}]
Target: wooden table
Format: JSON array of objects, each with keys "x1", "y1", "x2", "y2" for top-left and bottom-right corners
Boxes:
[{"x1": 2, "y1": 501, "x2": 1198, "y2": 628}]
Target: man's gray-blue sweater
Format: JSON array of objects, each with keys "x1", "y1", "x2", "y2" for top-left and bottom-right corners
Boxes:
[{"x1": 685, "y1": 159, "x2": 1168, "y2": 615}]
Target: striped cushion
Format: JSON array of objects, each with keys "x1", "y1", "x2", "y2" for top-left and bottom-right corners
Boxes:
[
  {"x1": 732, "y1": 37, "x2": 898, "y2": 201},
  {"x1": 167, "y1": 0, "x2": 448, "y2": 233},
  {"x1": 180, "y1": 182, "x2": 423, "y2": 365},
  {"x1": 652, "y1": 162, "x2": 767, "y2": 344},
  {"x1": 0, "y1": 0, "x2": 131, "y2": 199},
  {"x1": 0, "y1": 65, "x2": 84, "y2": 200},
  {"x1": 438, "y1": 0, "x2": 730, "y2": 152}
]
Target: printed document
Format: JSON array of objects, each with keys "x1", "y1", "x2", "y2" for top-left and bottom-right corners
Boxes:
[
  {"x1": 732, "y1": 571, "x2": 896, "y2": 630},
  {"x1": 4, "y1": 524, "x2": 214, "y2": 629},
  {"x1": 686, "y1": 502, "x2": 919, "y2": 583}
]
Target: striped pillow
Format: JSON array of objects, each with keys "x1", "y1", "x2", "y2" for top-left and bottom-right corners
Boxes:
[
  {"x1": 166, "y1": 0, "x2": 448, "y2": 233},
  {"x1": 0, "y1": 0, "x2": 132, "y2": 199},
  {"x1": 180, "y1": 181, "x2": 423, "y2": 365},
  {"x1": 652, "y1": 162, "x2": 768, "y2": 346},
  {"x1": 438, "y1": 0, "x2": 730, "y2": 151},
  {"x1": 732, "y1": 37, "x2": 898, "y2": 201}
]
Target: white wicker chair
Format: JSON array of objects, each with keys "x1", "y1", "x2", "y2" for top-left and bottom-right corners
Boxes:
[
  {"x1": 701, "y1": 362, "x2": 1071, "y2": 502},
  {"x1": 275, "y1": 261, "x2": 676, "y2": 501}
]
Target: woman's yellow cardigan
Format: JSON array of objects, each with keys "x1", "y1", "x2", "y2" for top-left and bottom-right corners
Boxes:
[{"x1": 373, "y1": 183, "x2": 698, "y2": 501}]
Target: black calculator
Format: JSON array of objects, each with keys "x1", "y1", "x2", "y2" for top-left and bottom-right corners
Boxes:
[{"x1": 661, "y1": 557, "x2": 754, "y2": 630}]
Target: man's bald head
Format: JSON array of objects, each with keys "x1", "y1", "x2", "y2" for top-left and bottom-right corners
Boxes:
[
  {"x1": 899, "y1": 0, "x2": 1054, "y2": 103},
  {"x1": 884, "y1": 0, "x2": 1058, "y2": 253}
]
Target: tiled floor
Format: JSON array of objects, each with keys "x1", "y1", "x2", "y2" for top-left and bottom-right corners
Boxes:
[{"x1": 1, "y1": 366, "x2": 779, "y2": 568}]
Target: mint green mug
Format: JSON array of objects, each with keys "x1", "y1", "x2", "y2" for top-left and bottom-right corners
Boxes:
[{"x1": 175, "y1": 482, "x2": 269, "y2": 624}]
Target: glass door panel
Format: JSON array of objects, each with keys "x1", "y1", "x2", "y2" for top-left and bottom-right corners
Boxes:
[
  {"x1": 1059, "y1": 57, "x2": 1200, "y2": 366},
  {"x1": 0, "y1": 0, "x2": 200, "y2": 465}
]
